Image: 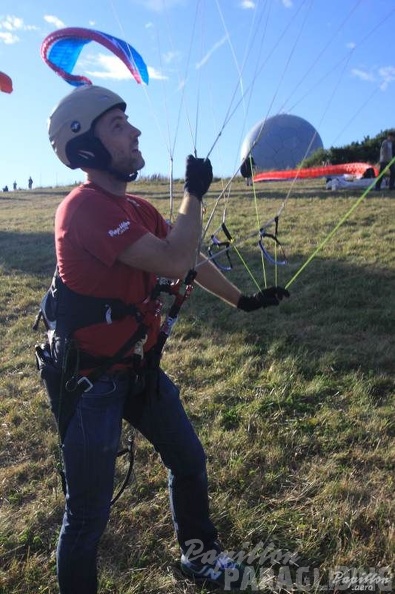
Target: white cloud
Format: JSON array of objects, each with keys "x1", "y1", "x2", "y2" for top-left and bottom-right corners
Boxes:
[
  {"x1": 351, "y1": 65, "x2": 395, "y2": 91},
  {"x1": 163, "y1": 50, "x2": 181, "y2": 65},
  {"x1": 240, "y1": 0, "x2": 256, "y2": 8},
  {"x1": 0, "y1": 15, "x2": 37, "y2": 31},
  {"x1": 44, "y1": 15, "x2": 65, "y2": 29},
  {"x1": 176, "y1": 79, "x2": 186, "y2": 92},
  {"x1": 351, "y1": 68, "x2": 375, "y2": 82},
  {"x1": 148, "y1": 66, "x2": 168, "y2": 80},
  {"x1": 378, "y1": 65, "x2": 395, "y2": 91},
  {"x1": 83, "y1": 53, "x2": 163, "y2": 82},
  {"x1": 0, "y1": 31, "x2": 19, "y2": 44},
  {"x1": 2, "y1": 16, "x2": 23, "y2": 30},
  {"x1": 130, "y1": 0, "x2": 185, "y2": 12},
  {"x1": 196, "y1": 34, "x2": 228, "y2": 70},
  {"x1": 85, "y1": 54, "x2": 135, "y2": 80},
  {"x1": 0, "y1": 15, "x2": 37, "y2": 42}
]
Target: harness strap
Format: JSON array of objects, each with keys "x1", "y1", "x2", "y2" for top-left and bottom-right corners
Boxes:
[
  {"x1": 145, "y1": 269, "x2": 196, "y2": 398},
  {"x1": 35, "y1": 267, "x2": 144, "y2": 336},
  {"x1": 64, "y1": 322, "x2": 149, "y2": 396}
]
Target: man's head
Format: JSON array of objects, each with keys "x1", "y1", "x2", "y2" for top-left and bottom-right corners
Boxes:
[{"x1": 48, "y1": 84, "x2": 145, "y2": 181}]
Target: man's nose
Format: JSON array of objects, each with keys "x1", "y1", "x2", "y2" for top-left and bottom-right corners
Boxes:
[{"x1": 129, "y1": 122, "x2": 141, "y2": 137}]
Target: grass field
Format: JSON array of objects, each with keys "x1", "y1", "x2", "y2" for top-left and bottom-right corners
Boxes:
[{"x1": 0, "y1": 178, "x2": 394, "y2": 593}]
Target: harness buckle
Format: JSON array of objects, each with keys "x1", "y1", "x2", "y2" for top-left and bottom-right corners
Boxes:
[{"x1": 77, "y1": 376, "x2": 94, "y2": 392}]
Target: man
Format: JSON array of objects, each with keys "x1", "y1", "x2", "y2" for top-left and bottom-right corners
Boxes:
[
  {"x1": 240, "y1": 154, "x2": 255, "y2": 186},
  {"x1": 46, "y1": 84, "x2": 289, "y2": 593},
  {"x1": 375, "y1": 131, "x2": 395, "y2": 191}
]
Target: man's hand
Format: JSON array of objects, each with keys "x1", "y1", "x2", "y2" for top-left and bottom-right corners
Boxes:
[
  {"x1": 184, "y1": 155, "x2": 213, "y2": 201},
  {"x1": 237, "y1": 287, "x2": 290, "y2": 312}
]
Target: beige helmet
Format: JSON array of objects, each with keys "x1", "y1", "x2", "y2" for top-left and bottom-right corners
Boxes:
[{"x1": 48, "y1": 85, "x2": 126, "y2": 170}]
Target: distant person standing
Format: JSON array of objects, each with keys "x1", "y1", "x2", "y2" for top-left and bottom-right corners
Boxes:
[
  {"x1": 375, "y1": 131, "x2": 395, "y2": 191},
  {"x1": 240, "y1": 155, "x2": 256, "y2": 186},
  {"x1": 28, "y1": 176, "x2": 33, "y2": 190},
  {"x1": 13, "y1": 181, "x2": 17, "y2": 191}
]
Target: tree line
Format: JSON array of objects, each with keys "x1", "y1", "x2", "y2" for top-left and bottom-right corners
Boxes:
[{"x1": 303, "y1": 129, "x2": 392, "y2": 167}]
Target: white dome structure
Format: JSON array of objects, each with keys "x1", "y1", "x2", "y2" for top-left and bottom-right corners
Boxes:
[{"x1": 241, "y1": 114, "x2": 323, "y2": 171}]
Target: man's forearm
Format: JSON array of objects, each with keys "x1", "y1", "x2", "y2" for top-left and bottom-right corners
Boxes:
[{"x1": 195, "y1": 253, "x2": 242, "y2": 307}]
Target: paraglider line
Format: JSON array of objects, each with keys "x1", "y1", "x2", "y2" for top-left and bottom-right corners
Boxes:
[{"x1": 284, "y1": 157, "x2": 395, "y2": 289}]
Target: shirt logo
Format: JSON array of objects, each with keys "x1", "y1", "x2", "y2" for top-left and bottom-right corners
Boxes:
[{"x1": 108, "y1": 220, "x2": 131, "y2": 237}]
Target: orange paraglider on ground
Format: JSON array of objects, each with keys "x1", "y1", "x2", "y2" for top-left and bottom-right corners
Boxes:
[{"x1": 254, "y1": 162, "x2": 378, "y2": 182}]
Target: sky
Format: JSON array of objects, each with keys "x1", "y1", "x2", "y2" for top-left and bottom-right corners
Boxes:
[{"x1": 0, "y1": 0, "x2": 394, "y2": 189}]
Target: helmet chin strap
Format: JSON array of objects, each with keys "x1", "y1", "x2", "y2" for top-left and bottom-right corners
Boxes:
[
  {"x1": 85, "y1": 134, "x2": 139, "y2": 182},
  {"x1": 107, "y1": 166, "x2": 138, "y2": 182}
]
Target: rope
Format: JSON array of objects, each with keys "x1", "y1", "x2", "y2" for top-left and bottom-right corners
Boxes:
[{"x1": 285, "y1": 156, "x2": 395, "y2": 289}]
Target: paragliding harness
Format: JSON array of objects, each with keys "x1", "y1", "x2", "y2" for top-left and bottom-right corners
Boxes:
[
  {"x1": 33, "y1": 267, "x2": 196, "y2": 503},
  {"x1": 145, "y1": 268, "x2": 196, "y2": 393}
]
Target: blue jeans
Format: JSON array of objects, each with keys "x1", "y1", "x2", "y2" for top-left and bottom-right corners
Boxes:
[
  {"x1": 56, "y1": 369, "x2": 217, "y2": 594},
  {"x1": 375, "y1": 161, "x2": 395, "y2": 189}
]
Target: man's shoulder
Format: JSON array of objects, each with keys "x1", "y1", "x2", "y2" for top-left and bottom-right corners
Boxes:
[
  {"x1": 61, "y1": 183, "x2": 125, "y2": 210},
  {"x1": 125, "y1": 192, "x2": 150, "y2": 207},
  {"x1": 62, "y1": 183, "x2": 99, "y2": 204},
  {"x1": 56, "y1": 184, "x2": 118, "y2": 225},
  {"x1": 125, "y1": 192, "x2": 163, "y2": 219}
]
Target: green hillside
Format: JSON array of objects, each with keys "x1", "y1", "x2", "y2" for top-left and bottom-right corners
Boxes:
[{"x1": 1, "y1": 178, "x2": 394, "y2": 593}]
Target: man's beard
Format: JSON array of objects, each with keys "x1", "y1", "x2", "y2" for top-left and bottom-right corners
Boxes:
[{"x1": 108, "y1": 166, "x2": 138, "y2": 182}]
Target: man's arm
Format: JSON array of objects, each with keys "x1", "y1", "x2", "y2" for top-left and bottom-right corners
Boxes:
[
  {"x1": 194, "y1": 253, "x2": 242, "y2": 306},
  {"x1": 118, "y1": 155, "x2": 213, "y2": 279},
  {"x1": 117, "y1": 191, "x2": 202, "y2": 279},
  {"x1": 195, "y1": 253, "x2": 290, "y2": 311}
]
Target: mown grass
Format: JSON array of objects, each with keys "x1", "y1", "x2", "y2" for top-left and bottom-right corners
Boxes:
[{"x1": 0, "y1": 178, "x2": 394, "y2": 593}]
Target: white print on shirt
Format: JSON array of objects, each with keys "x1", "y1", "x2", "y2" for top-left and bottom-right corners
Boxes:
[{"x1": 108, "y1": 220, "x2": 131, "y2": 237}]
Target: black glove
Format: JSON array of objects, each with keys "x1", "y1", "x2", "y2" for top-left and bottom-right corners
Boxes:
[
  {"x1": 237, "y1": 286, "x2": 290, "y2": 312},
  {"x1": 184, "y1": 155, "x2": 213, "y2": 201}
]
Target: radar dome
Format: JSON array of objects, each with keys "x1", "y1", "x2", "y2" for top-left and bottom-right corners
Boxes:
[{"x1": 241, "y1": 114, "x2": 323, "y2": 171}]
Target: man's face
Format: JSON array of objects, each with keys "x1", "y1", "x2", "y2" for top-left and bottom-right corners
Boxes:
[{"x1": 94, "y1": 107, "x2": 145, "y2": 175}]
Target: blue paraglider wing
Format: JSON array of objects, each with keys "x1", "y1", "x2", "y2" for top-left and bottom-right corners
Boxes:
[{"x1": 41, "y1": 27, "x2": 149, "y2": 87}]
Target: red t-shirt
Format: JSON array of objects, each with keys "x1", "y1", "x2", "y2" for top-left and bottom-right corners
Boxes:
[{"x1": 55, "y1": 182, "x2": 169, "y2": 362}]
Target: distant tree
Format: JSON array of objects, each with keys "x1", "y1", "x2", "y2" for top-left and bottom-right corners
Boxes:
[
  {"x1": 300, "y1": 130, "x2": 391, "y2": 168},
  {"x1": 300, "y1": 147, "x2": 330, "y2": 168}
]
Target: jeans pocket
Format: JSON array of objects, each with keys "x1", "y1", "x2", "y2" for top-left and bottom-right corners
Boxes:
[{"x1": 80, "y1": 375, "x2": 130, "y2": 414}]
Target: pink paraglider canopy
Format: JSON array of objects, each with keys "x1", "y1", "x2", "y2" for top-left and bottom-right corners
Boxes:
[{"x1": 0, "y1": 71, "x2": 13, "y2": 94}]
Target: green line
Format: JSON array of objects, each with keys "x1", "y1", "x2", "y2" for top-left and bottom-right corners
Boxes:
[
  {"x1": 233, "y1": 244, "x2": 262, "y2": 291},
  {"x1": 285, "y1": 159, "x2": 395, "y2": 290}
]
